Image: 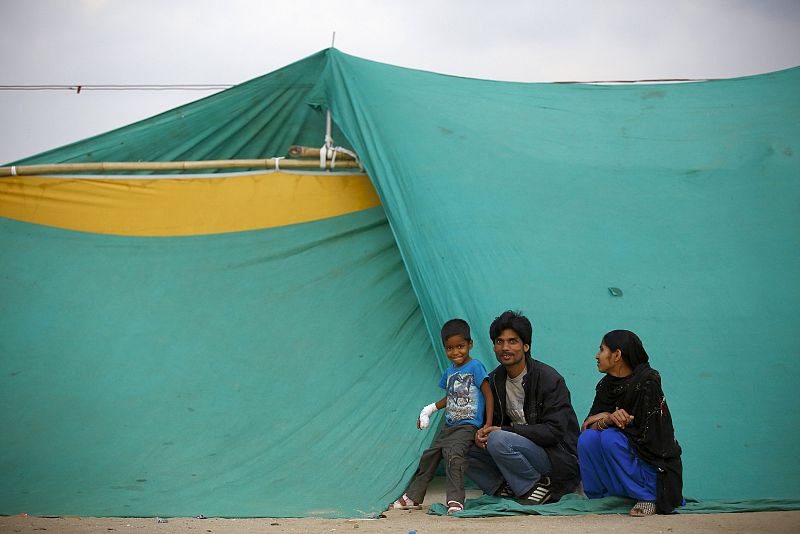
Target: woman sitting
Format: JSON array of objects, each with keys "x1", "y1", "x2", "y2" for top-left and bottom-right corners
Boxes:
[{"x1": 578, "y1": 330, "x2": 683, "y2": 516}]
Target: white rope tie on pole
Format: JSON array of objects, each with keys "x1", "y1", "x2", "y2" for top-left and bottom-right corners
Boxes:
[
  {"x1": 334, "y1": 147, "x2": 358, "y2": 162},
  {"x1": 335, "y1": 147, "x2": 360, "y2": 171},
  {"x1": 10, "y1": 166, "x2": 17, "y2": 176},
  {"x1": 273, "y1": 156, "x2": 284, "y2": 171},
  {"x1": 325, "y1": 110, "x2": 333, "y2": 150}
]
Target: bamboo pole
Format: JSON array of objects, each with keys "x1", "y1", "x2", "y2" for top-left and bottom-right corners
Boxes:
[
  {"x1": 287, "y1": 145, "x2": 356, "y2": 160},
  {"x1": 0, "y1": 158, "x2": 360, "y2": 177}
]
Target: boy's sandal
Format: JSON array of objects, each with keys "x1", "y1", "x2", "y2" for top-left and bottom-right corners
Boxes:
[
  {"x1": 629, "y1": 501, "x2": 656, "y2": 517},
  {"x1": 390, "y1": 493, "x2": 421, "y2": 510},
  {"x1": 446, "y1": 500, "x2": 464, "y2": 515}
]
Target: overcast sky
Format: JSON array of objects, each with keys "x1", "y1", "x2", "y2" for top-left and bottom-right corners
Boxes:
[{"x1": 1, "y1": 0, "x2": 799, "y2": 164}]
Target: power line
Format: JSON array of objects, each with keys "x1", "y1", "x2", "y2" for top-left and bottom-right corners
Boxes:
[
  {"x1": 0, "y1": 84, "x2": 234, "y2": 92},
  {"x1": 555, "y1": 77, "x2": 715, "y2": 84},
  {"x1": 0, "y1": 77, "x2": 717, "y2": 93}
]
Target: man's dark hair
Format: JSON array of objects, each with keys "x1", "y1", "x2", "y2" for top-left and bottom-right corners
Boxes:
[
  {"x1": 441, "y1": 318, "x2": 471, "y2": 343},
  {"x1": 489, "y1": 310, "x2": 532, "y2": 347}
]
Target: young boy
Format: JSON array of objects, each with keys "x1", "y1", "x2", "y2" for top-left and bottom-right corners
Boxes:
[{"x1": 391, "y1": 318, "x2": 493, "y2": 514}]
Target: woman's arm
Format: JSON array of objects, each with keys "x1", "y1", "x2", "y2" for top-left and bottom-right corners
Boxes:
[
  {"x1": 582, "y1": 412, "x2": 609, "y2": 431},
  {"x1": 583, "y1": 409, "x2": 634, "y2": 431}
]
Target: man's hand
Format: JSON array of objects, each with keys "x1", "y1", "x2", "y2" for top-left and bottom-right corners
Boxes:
[{"x1": 475, "y1": 425, "x2": 501, "y2": 448}]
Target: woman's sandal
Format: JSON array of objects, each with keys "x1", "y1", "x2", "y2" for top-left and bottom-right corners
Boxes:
[
  {"x1": 446, "y1": 500, "x2": 464, "y2": 515},
  {"x1": 390, "y1": 493, "x2": 421, "y2": 510},
  {"x1": 629, "y1": 501, "x2": 656, "y2": 517}
]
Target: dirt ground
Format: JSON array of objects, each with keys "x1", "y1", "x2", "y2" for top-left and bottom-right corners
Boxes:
[
  {"x1": 2, "y1": 478, "x2": 798, "y2": 534},
  {"x1": 0, "y1": 510, "x2": 800, "y2": 534},
  {"x1": 2, "y1": 511, "x2": 800, "y2": 534}
]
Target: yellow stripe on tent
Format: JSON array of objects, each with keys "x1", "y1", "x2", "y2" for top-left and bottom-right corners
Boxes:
[{"x1": 0, "y1": 171, "x2": 380, "y2": 236}]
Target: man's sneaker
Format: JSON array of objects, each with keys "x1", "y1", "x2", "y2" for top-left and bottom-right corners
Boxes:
[
  {"x1": 495, "y1": 481, "x2": 515, "y2": 499},
  {"x1": 516, "y1": 476, "x2": 552, "y2": 505}
]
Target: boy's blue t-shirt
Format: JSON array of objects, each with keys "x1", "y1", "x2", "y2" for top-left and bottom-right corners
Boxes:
[{"x1": 438, "y1": 358, "x2": 489, "y2": 427}]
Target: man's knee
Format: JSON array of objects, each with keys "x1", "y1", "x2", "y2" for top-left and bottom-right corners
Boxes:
[
  {"x1": 486, "y1": 429, "x2": 537, "y2": 457},
  {"x1": 485, "y1": 430, "x2": 512, "y2": 455}
]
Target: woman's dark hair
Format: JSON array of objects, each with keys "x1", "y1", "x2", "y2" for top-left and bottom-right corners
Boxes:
[
  {"x1": 489, "y1": 310, "x2": 532, "y2": 348},
  {"x1": 602, "y1": 330, "x2": 650, "y2": 369},
  {"x1": 441, "y1": 318, "x2": 471, "y2": 342}
]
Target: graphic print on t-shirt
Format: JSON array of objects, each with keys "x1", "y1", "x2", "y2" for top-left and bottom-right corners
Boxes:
[
  {"x1": 446, "y1": 372, "x2": 478, "y2": 424},
  {"x1": 439, "y1": 358, "x2": 488, "y2": 427}
]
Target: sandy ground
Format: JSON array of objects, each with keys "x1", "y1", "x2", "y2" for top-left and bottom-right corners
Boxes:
[
  {"x1": 3, "y1": 511, "x2": 800, "y2": 534},
  {"x1": 2, "y1": 478, "x2": 798, "y2": 534}
]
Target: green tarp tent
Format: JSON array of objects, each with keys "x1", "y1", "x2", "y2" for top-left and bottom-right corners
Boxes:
[{"x1": 1, "y1": 48, "x2": 799, "y2": 517}]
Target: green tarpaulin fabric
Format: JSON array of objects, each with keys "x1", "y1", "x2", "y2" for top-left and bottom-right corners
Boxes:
[
  {"x1": 428, "y1": 494, "x2": 800, "y2": 517},
  {"x1": 324, "y1": 51, "x2": 800, "y2": 503},
  {"x1": 3, "y1": 48, "x2": 800, "y2": 516},
  {"x1": 0, "y1": 210, "x2": 439, "y2": 517}
]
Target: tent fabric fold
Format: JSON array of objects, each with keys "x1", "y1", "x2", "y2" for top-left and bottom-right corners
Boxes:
[{"x1": 1, "y1": 48, "x2": 799, "y2": 517}]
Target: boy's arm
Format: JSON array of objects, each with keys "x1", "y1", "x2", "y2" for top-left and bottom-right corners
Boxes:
[
  {"x1": 418, "y1": 396, "x2": 447, "y2": 429},
  {"x1": 480, "y1": 380, "x2": 493, "y2": 428}
]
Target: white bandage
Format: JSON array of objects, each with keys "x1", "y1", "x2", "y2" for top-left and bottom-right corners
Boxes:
[{"x1": 418, "y1": 403, "x2": 439, "y2": 429}]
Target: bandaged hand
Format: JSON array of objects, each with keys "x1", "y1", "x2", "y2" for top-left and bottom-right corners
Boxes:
[{"x1": 418, "y1": 403, "x2": 439, "y2": 429}]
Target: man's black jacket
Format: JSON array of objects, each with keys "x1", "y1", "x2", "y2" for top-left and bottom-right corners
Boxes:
[{"x1": 488, "y1": 353, "x2": 581, "y2": 500}]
